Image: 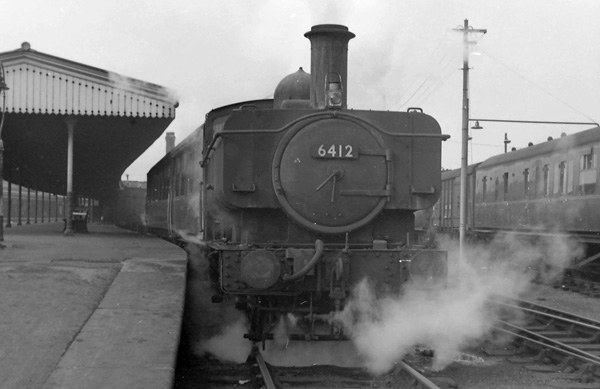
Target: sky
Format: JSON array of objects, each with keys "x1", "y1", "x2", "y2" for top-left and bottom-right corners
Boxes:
[{"x1": 3, "y1": 0, "x2": 600, "y2": 181}]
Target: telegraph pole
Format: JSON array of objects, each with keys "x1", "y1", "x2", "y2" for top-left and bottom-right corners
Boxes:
[{"x1": 455, "y1": 19, "x2": 486, "y2": 267}]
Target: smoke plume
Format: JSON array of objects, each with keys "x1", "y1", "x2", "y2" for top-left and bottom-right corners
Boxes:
[
  {"x1": 195, "y1": 317, "x2": 253, "y2": 363},
  {"x1": 181, "y1": 240, "x2": 252, "y2": 363},
  {"x1": 335, "y1": 232, "x2": 583, "y2": 374}
]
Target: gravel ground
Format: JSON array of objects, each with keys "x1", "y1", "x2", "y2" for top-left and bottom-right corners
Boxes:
[{"x1": 522, "y1": 284, "x2": 600, "y2": 321}]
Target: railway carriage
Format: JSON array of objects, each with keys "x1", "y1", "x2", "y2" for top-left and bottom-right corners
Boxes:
[
  {"x1": 424, "y1": 127, "x2": 600, "y2": 261},
  {"x1": 473, "y1": 128, "x2": 600, "y2": 235},
  {"x1": 146, "y1": 125, "x2": 203, "y2": 239}
]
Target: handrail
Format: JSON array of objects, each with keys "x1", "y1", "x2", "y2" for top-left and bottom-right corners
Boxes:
[
  {"x1": 200, "y1": 110, "x2": 450, "y2": 167},
  {"x1": 282, "y1": 239, "x2": 324, "y2": 282}
]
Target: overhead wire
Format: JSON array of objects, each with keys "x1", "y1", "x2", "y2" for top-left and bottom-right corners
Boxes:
[
  {"x1": 477, "y1": 46, "x2": 598, "y2": 124},
  {"x1": 465, "y1": 40, "x2": 597, "y2": 160},
  {"x1": 393, "y1": 29, "x2": 595, "y2": 161},
  {"x1": 409, "y1": 53, "x2": 459, "y2": 108},
  {"x1": 397, "y1": 28, "x2": 487, "y2": 110},
  {"x1": 396, "y1": 30, "x2": 457, "y2": 110},
  {"x1": 398, "y1": 50, "x2": 457, "y2": 109}
]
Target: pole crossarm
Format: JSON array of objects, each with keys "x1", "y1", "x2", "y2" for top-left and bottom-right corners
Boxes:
[
  {"x1": 469, "y1": 118, "x2": 599, "y2": 126},
  {"x1": 453, "y1": 27, "x2": 487, "y2": 34}
]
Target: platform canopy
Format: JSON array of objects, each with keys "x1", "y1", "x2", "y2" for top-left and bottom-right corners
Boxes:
[{"x1": 0, "y1": 42, "x2": 178, "y2": 200}]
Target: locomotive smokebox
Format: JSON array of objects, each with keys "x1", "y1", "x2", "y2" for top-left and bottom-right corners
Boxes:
[{"x1": 305, "y1": 24, "x2": 355, "y2": 109}]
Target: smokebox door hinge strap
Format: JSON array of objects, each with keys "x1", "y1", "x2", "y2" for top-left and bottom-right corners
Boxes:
[
  {"x1": 411, "y1": 186, "x2": 435, "y2": 195},
  {"x1": 232, "y1": 183, "x2": 256, "y2": 193}
]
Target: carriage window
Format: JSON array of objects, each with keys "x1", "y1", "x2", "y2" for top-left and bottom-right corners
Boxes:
[
  {"x1": 579, "y1": 152, "x2": 597, "y2": 195},
  {"x1": 147, "y1": 176, "x2": 154, "y2": 201},
  {"x1": 180, "y1": 154, "x2": 188, "y2": 196},
  {"x1": 156, "y1": 172, "x2": 162, "y2": 200},
  {"x1": 557, "y1": 161, "x2": 566, "y2": 195},
  {"x1": 494, "y1": 177, "x2": 499, "y2": 201},
  {"x1": 503, "y1": 172, "x2": 509, "y2": 200},
  {"x1": 175, "y1": 158, "x2": 182, "y2": 197},
  {"x1": 543, "y1": 164, "x2": 550, "y2": 196},
  {"x1": 443, "y1": 180, "x2": 450, "y2": 219},
  {"x1": 523, "y1": 168, "x2": 529, "y2": 196},
  {"x1": 482, "y1": 176, "x2": 487, "y2": 202},
  {"x1": 179, "y1": 167, "x2": 184, "y2": 197},
  {"x1": 581, "y1": 153, "x2": 595, "y2": 170},
  {"x1": 162, "y1": 174, "x2": 170, "y2": 200}
]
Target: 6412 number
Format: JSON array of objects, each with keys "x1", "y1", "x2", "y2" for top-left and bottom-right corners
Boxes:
[{"x1": 316, "y1": 144, "x2": 356, "y2": 159}]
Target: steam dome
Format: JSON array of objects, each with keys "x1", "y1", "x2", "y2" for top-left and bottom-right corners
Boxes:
[{"x1": 273, "y1": 67, "x2": 310, "y2": 109}]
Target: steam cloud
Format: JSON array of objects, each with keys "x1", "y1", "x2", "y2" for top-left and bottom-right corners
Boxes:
[
  {"x1": 334, "y1": 232, "x2": 583, "y2": 374},
  {"x1": 196, "y1": 317, "x2": 253, "y2": 363},
  {"x1": 260, "y1": 314, "x2": 364, "y2": 367},
  {"x1": 182, "y1": 241, "x2": 253, "y2": 363},
  {"x1": 107, "y1": 70, "x2": 179, "y2": 108}
]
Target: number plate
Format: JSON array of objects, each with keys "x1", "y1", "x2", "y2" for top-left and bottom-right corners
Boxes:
[{"x1": 313, "y1": 144, "x2": 357, "y2": 159}]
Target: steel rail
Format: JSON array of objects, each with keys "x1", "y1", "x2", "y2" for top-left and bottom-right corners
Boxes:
[
  {"x1": 512, "y1": 297, "x2": 600, "y2": 324},
  {"x1": 255, "y1": 351, "x2": 277, "y2": 389},
  {"x1": 396, "y1": 360, "x2": 442, "y2": 389},
  {"x1": 488, "y1": 298, "x2": 600, "y2": 366},
  {"x1": 492, "y1": 322, "x2": 600, "y2": 367},
  {"x1": 492, "y1": 300, "x2": 600, "y2": 333},
  {"x1": 251, "y1": 346, "x2": 441, "y2": 389}
]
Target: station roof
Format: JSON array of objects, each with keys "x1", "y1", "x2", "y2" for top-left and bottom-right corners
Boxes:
[{"x1": 0, "y1": 42, "x2": 178, "y2": 200}]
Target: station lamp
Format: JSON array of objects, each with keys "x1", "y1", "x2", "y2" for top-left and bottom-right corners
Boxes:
[{"x1": 471, "y1": 120, "x2": 483, "y2": 130}]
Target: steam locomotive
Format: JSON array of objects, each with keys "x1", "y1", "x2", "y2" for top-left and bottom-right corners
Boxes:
[
  {"x1": 145, "y1": 24, "x2": 448, "y2": 342},
  {"x1": 419, "y1": 127, "x2": 600, "y2": 265}
]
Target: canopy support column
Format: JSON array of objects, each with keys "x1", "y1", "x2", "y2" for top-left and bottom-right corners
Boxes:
[{"x1": 64, "y1": 117, "x2": 77, "y2": 236}]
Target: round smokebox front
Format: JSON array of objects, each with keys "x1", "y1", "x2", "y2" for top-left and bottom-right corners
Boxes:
[{"x1": 272, "y1": 116, "x2": 390, "y2": 234}]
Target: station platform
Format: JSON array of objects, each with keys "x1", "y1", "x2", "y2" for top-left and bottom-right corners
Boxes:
[{"x1": 0, "y1": 222, "x2": 187, "y2": 389}]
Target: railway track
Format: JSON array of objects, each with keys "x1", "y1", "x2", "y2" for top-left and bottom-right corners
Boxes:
[
  {"x1": 175, "y1": 345, "x2": 444, "y2": 389},
  {"x1": 176, "y1": 295, "x2": 600, "y2": 388},
  {"x1": 489, "y1": 296, "x2": 600, "y2": 384}
]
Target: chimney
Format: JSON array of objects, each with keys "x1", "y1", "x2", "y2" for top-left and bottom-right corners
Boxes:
[
  {"x1": 304, "y1": 24, "x2": 355, "y2": 109},
  {"x1": 165, "y1": 132, "x2": 175, "y2": 154}
]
